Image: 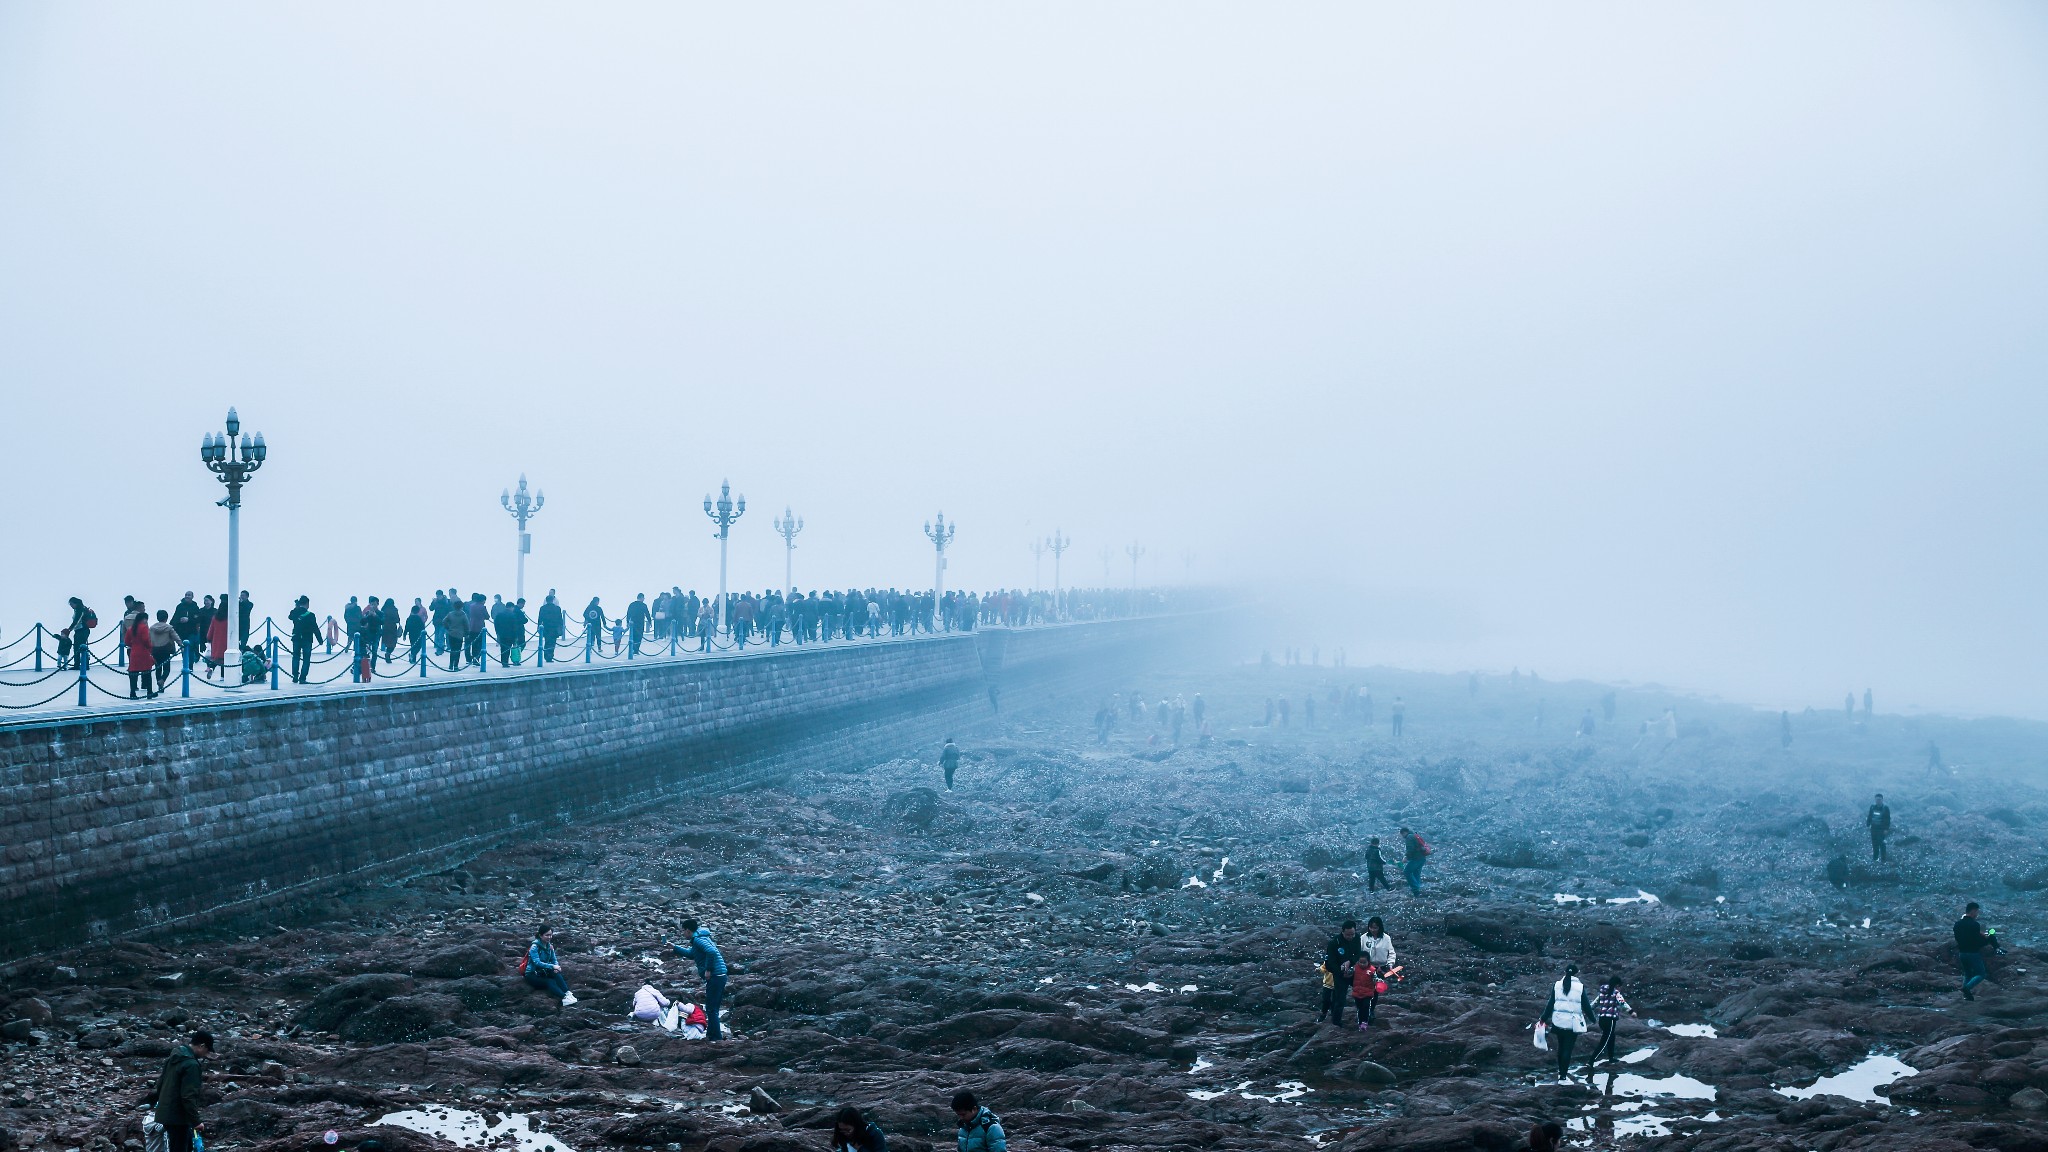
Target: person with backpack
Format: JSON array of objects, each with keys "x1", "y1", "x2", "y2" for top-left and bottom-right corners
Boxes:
[
  {"x1": 669, "y1": 918, "x2": 728, "y2": 1041},
  {"x1": 1538, "y1": 964, "x2": 1594, "y2": 1082},
  {"x1": 523, "y1": 925, "x2": 576, "y2": 1007},
  {"x1": 1318, "y1": 920, "x2": 1362, "y2": 1026},
  {"x1": 1400, "y1": 828, "x2": 1431, "y2": 895},
  {"x1": 951, "y1": 1091, "x2": 1005, "y2": 1152},
  {"x1": 1364, "y1": 837, "x2": 1391, "y2": 892},
  {"x1": 58, "y1": 597, "x2": 96, "y2": 670},
  {"x1": 1589, "y1": 976, "x2": 1633, "y2": 1064},
  {"x1": 832, "y1": 1106, "x2": 888, "y2": 1152}
]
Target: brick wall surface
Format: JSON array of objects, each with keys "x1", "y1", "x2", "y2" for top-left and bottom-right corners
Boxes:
[{"x1": 0, "y1": 615, "x2": 1204, "y2": 956}]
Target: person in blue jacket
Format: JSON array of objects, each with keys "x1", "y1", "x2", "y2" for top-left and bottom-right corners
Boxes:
[
  {"x1": 951, "y1": 1091, "x2": 1005, "y2": 1152},
  {"x1": 670, "y1": 918, "x2": 729, "y2": 1041},
  {"x1": 524, "y1": 925, "x2": 576, "y2": 1007}
]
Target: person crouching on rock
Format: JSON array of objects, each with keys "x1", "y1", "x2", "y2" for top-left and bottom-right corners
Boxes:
[
  {"x1": 525, "y1": 925, "x2": 577, "y2": 1007},
  {"x1": 1539, "y1": 964, "x2": 1593, "y2": 1083},
  {"x1": 670, "y1": 917, "x2": 729, "y2": 1041},
  {"x1": 832, "y1": 1106, "x2": 887, "y2": 1152},
  {"x1": 1353, "y1": 916, "x2": 1397, "y2": 1030},
  {"x1": 1590, "y1": 975, "x2": 1632, "y2": 1064},
  {"x1": 951, "y1": 1091, "x2": 1006, "y2": 1152},
  {"x1": 1319, "y1": 920, "x2": 1362, "y2": 1027},
  {"x1": 631, "y1": 983, "x2": 672, "y2": 1024}
]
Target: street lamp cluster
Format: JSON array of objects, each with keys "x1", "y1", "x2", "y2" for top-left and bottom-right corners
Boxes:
[{"x1": 196, "y1": 408, "x2": 1181, "y2": 637}]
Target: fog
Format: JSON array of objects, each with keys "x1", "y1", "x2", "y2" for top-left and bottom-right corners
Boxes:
[{"x1": 2, "y1": 3, "x2": 2044, "y2": 718}]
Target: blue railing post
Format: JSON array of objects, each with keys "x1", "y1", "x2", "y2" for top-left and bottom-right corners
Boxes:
[
  {"x1": 669, "y1": 630, "x2": 677, "y2": 658},
  {"x1": 420, "y1": 636, "x2": 428, "y2": 678},
  {"x1": 269, "y1": 636, "x2": 279, "y2": 690},
  {"x1": 181, "y1": 640, "x2": 192, "y2": 699},
  {"x1": 77, "y1": 641, "x2": 88, "y2": 708},
  {"x1": 34, "y1": 624, "x2": 42, "y2": 673},
  {"x1": 585, "y1": 627, "x2": 594, "y2": 663},
  {"x1": 481, "y1": 637, "x2": 489, "y2": 673},
  {"x1": 351, "y1": 633, "x2": 362, "y2": 683}
]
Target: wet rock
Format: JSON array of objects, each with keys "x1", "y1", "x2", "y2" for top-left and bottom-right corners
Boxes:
[
  {"x1": 415, "y1": 945, "x2": 500, "y2": 979},
  {"x1": 2013, "y1": 1087, "x2": 2048, "y2": 1110},
  {"x1": 885, "y1": 789, "x2": 941, "y2": 830},
  {"x1": 1442, "y1": 914, "x2": 1542, "y2": 955},
  {"x1": 613, "y1": 1045, "x2": 640, "y2": 1066},
  {"x1": 748, "y1": 1085, "x2": 780, "y2": 1114},
  {"x1": 13, "y1": 999, "x2": 53, "y2": 1024},
  {"x1": 77, "y1": 1025, "x2": 125, "y2": 1050},
  {"x1": 337, "y1": 992, "x2": 462, "y2": 1043},
  {"x1": 1352, "y1": 1060, "x2": 1397, "y2": 1085},
  {"x1": 151, "y1": 973, "x2": 185, "y2": 990},
  {"x1": 0, "y1": 1021, "x2": 31, "y2": 1041},
  {"x1": 298, "y1": 972, "x2": 415, "y2": 1032}
]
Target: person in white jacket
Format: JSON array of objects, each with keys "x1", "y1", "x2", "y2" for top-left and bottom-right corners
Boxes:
[
  {"x1": 1353, "y1": 916, "x2": 1398, "y2": 1029},
  {"x1": 631, "y1": 984, "x2": 672, "y2": 1023},
  {"x1": 1539, "y1": 964, "x2": 1596, "y2": 1082}
]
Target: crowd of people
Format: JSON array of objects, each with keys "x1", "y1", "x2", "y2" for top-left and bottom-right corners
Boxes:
[{"x1": 45, "y1": 584, "x2": 1209, "y2": 692}]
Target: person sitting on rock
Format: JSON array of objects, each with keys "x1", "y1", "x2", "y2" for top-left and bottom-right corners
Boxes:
[
  {"x1": 832, "y1": 1106, "x2": 887, "y2": 1152},
  {"x1": 1539, "y1": 964, "x2": 1594, "y2": 1083},
  {"x1": 1590, "y1": 976, "x2": 1632, "y2": 1064},
  {"x1": 670, "y1": 918, "x2": 728, "y2": 1041},
  {"x1": 1319, "y1": 920, "x2": 1362, "y2": 1027},
  {"x1": 524, "y1": 925, "x2": 576, "y2": 1007},
  {"x1": 1956, "y1": 901, "x2": 2004, "y2": 1001},
  {"x1": 630, "y1": 983, "x2": 672, "y2": 1024},
  {"x1": 951, "y1": 1090, "x2": 1006, "y2": 1152}
]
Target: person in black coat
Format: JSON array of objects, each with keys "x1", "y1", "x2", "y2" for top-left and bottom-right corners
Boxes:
[
  {"x1": 831, "y1": 1106, "x2": 887, "y2": 1152},
  {"x1": 147, "y1": 1031, "x2": 214, "y2": 1152}
]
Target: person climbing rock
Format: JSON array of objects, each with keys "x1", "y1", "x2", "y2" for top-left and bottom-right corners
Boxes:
[
  {"x1": 1866, "y1": 793, "x2": 1892, "y2": 863},
  {"x1": 524, "y1": 925, "x2": 576, "y2": 1006},
  {"x1": 832, "y1": 1106, "x2": 887, "y2": 1152},
  {"x1": 1400, "y1": 827, "x2": 1431, "y2": 895},
  {"x1": 1539, "y1": 964, "x2": 1594, "y2": 1082},
  {"x1": 1590, "y1": 976, "x2": 1633, "y2": 1064},
  {"x1": 1319, "y1": 920, "x2": 1362, "y2": 1026},
  {"x1": 941, "y1": 738, "x2": 961, "y2": 791},
  {"x1": 146, "y1": 1030, "x2": 213, "y2": 1152},
  {"x1": 672, "y1": 918, "x2": 729, "y2": 1039},
  {"x1": 1364, "y1": 836, "x2": 1391, "y2": 892},
  {"x1": 1956, "y1": 901, "x2": 2003, "y2": 1001},
  {"x1": 951, "y1": 1091, "x2": 1006, "y2": 1152}
]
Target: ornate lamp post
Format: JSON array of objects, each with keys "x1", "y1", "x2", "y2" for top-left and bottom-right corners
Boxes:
[
  {"x1": 1126, "y1": 542, "x2": 1146, "y2": 590},
  {"x1": 1047, "y1": 529, "x2": 1070, "y2": 593},
  {"x1": 925, "y1": 512, "x2": 956, "y2": 609},
  {"x1": 703, "y1": 479, "x2": 746, "y2": 636},
  {"x1": 1028, "y1": 537, "x2": 1048, "y2": 591},
  {"x1": 199, "y1": 407, "x2": 266, "y2": 622},
  {"x1": 773, "y1": 507, "x2": 804, "y2": 595},
  {"x1": 500, "y1": 475, "x2": 545, "y2": 600}
]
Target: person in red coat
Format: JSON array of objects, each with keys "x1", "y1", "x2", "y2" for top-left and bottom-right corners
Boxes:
[
  {"x1": 206, "y1": 596, "x2": 229, "y2": 679},
  {"x1": 124, "y1": 603, "x2": 156, "y2": 699}
]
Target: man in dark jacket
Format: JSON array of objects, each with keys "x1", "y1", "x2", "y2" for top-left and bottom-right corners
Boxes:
[
  {"x1": 626, "y1": 594, "x2": 650, "y2": 656},
  {"x1": 288, "y1": 596, "x2": 318, "y2": 683},
  {"x1": 150, "y1": 1030, "x2": 213, "y2": 1152},
  {"x1": 236, "y1": 592, "x2": 254, "y2": 646},
  {"x1": 1866, "y1": 794, "x2": 1892, "y2": 863},
  {"x1": 1956, "y1": 902, "x2": 2004, "y2": 1000},
  {"x1": 465, "y1": 594, "x2": 489, "y2": 665},
  {"x1": 1320, "y1": 920, "x2": 1362, "y2": 1026},
  {"x1": 537, "y1": 593, "x2": 565, "y2": 664},
  {"x1": 171, "y1": 593, "x2": 204, "y2": 657}
]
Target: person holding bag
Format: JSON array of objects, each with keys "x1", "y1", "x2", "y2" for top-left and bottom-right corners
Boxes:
[{"x1": 1538, "y1": 964, "x2": 1594, "y2": 1082}]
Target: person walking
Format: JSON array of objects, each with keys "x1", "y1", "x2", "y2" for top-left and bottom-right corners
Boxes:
[
  {"x1": 464, "y1": 594, "x2": 489, "y2": 666},
  {"x1": 1539, "y1": 964, "x2": 1593, "y2": 1082},
  {"x1": 356, "y1": 597, "x2": 383, "y2": 681},
  {"x1": 582, "y1": 598, "x2": 605, "y2": 659},
  {"x1": 1400, "y1": 827, "x2": 1431, "y2": 895},
  {"x1": 951, "y1": 1091, "x2": 1006, "y2": 1152},
  {"x1": 1956, "y1": 901, "x2": 2004, "y2": 1001},
  {"x1": 1364, "y1": 836, "x2": 1391, "y2": 892},
  {"x1": 523, "y1": 925, "x2": 576, "y2": 1007},
  {"x1": 441, "y1": 597, "x2": 470, "y2": 670},
  {"x1": 149, "y1": 610, "x2": 178, "y2": 694},
  {"x1": 1866, "y1": 793, "x2": 1892, "y2": 863},
  {"x1": 940, "y1": 738, "x2": 961, "y2": 791},
  {"x1": 58, "y1": 597, "x2": 95, "y2": 671},
  {"x1": 288, "y1": 596, "x2": 317, "y2": 683},
  {"x1": 236, "y1": 591, "x2": 254, "y2": 647},
  {"x1": 1354, "y1": 916, "x2": 1397, "y2": 1030},
  {"x1": 1390, "y1": 696, "x2": 1405, "y2": 738},
  {"x1": 671, "y1": 918, "x2": 728, "y2": 1041},
  {"x1": 538, "y1": 593, "x2": 564, "y2": 664},
  {"x1": 1319, "y1": 920, "x2": 1362, "y2": 1027},
  {"x1": 626, "y1": 594, "x2": 649, "y2": 656},
  {"x1": 124, "y1": 602, "x2": 156, "y2": 699},
  {"x1": 405, "y1": 599, "x2": 428, "y2": 666},
  {"x1": 146, "y1": 1030, "x2": 214, "y2": 1152},
  {"x1": 1589, "y1": 975, "x2": 1633, "y2": 1064}
]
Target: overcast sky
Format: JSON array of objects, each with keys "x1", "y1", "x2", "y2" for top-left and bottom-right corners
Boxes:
[{"x1": 2, "y1": 3, "x2": 2044, "y2": 717}]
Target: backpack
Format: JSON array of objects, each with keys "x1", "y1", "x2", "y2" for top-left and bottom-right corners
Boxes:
[
  {"x1": 82, "y1": 611, "x2": 98, "y2": 630},
  {"x1": 516, "y1": 954, "x2": 528, "y2": 974},
  {"x1": 1415, "y1": 836, "x2": 1432, "y2": 856}
]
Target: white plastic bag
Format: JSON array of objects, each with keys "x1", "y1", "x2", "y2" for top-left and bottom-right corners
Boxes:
[
  {"x1": 1533, "y1": 1022, "x2": 1550, "y2": 1051},
  {"x1": 144, "y1": 1120, "x2": 168, "y2": 1152}
]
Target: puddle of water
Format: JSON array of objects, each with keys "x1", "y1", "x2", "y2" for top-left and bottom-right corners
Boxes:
[
  {"x1": 1182, "y1": 876, "x2": 1208, "y2": 889},
  {"x1": 1553, "y1": 890, "x2": 1661, "y2": 907},
  {"x1": 1619, "y1": 1047, "x2": 1657, "y2": 1065},
  {"x1": 1567, "y1": 1109, "x2": 1722, "y2": 1141},
  {"x1": 1775, "y1": 1054, "x2": 1916, "y2": 1105},
  {"x1": 1179, "y1": 984, "x2": 1199, "y2": 993},
  {"x1": 1552, "y1": 894, "x2": 1589, "y2": 905},
  {"x1": 1605, "y1": 890, "x2": 1661, "y2": 906},
  {"x1": 1190, "y1": 1054, "x2": 1215, "y2": 1074},
  {"x1": 1212, "y1": 857, "x2": 1231, "y2": 882},
  {"x1": 1663, "y1": 1023, "x2": 1716, "y2": 1038},
  {"x1": 1241, "y1": 1080, "x2": 1310, "y2": 1104},
  {"x1": 1124, "y1": 981, "x2": 1165, "y2": 993},
  {"x1": 375, "y1": 1108, "x2": 574, "y2": 1152},
  {"x1": 1188, "y1": 1088, "x2": 1227, "y2": 1101},
  {"x1": 1608, "y1": 1072, "x2": 1716, "y2": 1102}
]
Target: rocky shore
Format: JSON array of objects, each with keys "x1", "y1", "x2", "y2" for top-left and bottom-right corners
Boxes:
[{"x1": 6, "y1": 662, "x2": 2048, "y2": 1151}]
